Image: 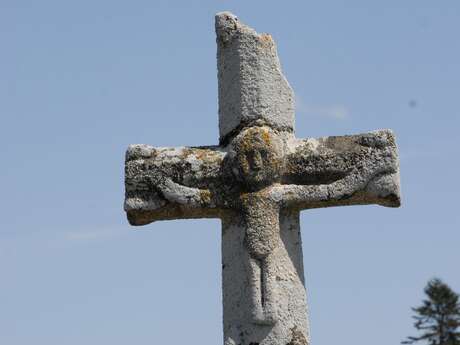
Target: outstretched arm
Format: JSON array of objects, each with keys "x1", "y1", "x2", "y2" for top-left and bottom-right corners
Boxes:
[
  {"x1": 160, "y1": 178, "x2": 212, "y2": 206},
  {"x1": 272, "y1": 167, "x2": 400, "y2": 209},
  {"x1": 272, "y1": 129, "x2": 401, "y2": 209},
  {"x1": 124, "y1": 144, "x2": 225, "y2": 225}
]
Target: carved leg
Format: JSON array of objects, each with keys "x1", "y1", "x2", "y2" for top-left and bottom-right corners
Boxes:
[
  {"x1": 222, "y1": 211, "x2": 310, "y2": 345},
  {"x1": 246, "y1": 254, "x2": 278, "y2": 325},
  {"x1": 261, "y1": 253, "x2": 278, "y2": 324},
  {"x1": 247, "y1": 255, "x2": 267, "y2": 324}
]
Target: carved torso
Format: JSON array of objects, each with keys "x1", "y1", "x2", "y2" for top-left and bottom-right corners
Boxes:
[
  {"x1": 241, "y1": 190, "x2": 280, "y2": 259},
  {"x1": 231, "y1": 126, "x2": 285, "y2": 259}
]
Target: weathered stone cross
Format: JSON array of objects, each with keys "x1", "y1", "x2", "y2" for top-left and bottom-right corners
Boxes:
[{"x1": 124, "y1": 12, "x2": 401, "y2": 345}]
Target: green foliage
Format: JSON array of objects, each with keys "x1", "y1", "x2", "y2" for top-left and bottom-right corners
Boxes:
[{"x1": 403, "y1": 279, "x2": 460, "y2": 345}]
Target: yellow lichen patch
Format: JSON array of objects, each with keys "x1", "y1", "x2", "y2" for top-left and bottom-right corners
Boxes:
[
  {"x1": 200, "y1": 189, "x2": 212, "y2": 204},
  {"x1": 195, "y1": 149, "x2": 222, "y2": 163},
  {"x1": 259, "y1": 33, "x2": 274, "y2": 47},
  {"x1": 236, "y1": 127, "x2": 272, "y2": 151},
  {"x1": 180, "y1": 148, "x2": 223, "y2": 165},
  {"x1": 261, "y1": 128, "x2": 271, "y2": 145}
]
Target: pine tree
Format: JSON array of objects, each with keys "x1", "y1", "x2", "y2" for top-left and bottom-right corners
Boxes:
[{"x1": 403, "y1": 278, "x2": 460, "y2": 345}]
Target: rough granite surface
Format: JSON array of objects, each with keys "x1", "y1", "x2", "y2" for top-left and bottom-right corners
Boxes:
[
  {"x1": 216, "y1": 12, "x2": 295, "y2": 144},
  {"x1": 124, "y1": 11, "x2": 401, "y2": 345}
]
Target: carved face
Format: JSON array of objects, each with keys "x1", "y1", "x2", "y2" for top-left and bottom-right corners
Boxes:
[{"x1": 232, "y1": 127, "x2": 283, "y2": 191}]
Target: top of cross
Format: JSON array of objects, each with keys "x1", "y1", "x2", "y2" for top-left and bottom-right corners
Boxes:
[{"x1": 216, "y1": 12, "x2": 295, "y2": 145}]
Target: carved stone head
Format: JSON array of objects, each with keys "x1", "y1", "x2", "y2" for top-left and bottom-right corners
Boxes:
[{"x1": 231, "y1": 126, "x2": 284, "y2": 191}]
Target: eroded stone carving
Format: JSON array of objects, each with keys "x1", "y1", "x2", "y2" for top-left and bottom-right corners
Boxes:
[{"x1": 124, "y1": 12, "x2": 401, "y2": 345}]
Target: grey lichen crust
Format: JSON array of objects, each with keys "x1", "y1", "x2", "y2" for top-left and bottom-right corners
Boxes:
[
  {"x1": 124, "y1": 11, "x2": 402, "y2": 345},
  {"x1": 125, "y1": 128, "x2": 400, "y2": 225}
]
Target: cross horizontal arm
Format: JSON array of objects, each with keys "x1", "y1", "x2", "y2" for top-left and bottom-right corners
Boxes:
[
  {"x1": 274, "y1": 129, "x2": 401, "y2": 209},
  {"x1": 124, "y1": 144, "x2": 226, "y2": 225}
]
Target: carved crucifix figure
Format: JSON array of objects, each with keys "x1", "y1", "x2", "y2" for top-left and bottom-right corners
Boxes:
[{"x1": 124, "y1": 12, "x2": 401, "y2": 345}]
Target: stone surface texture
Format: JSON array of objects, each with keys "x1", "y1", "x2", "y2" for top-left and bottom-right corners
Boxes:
[
  {"x1": 216, "y1": 12, "x2": 295, "y2": 144},
  {"x1": 124, "y1": 12, "x2": 401, "y2": 345}
]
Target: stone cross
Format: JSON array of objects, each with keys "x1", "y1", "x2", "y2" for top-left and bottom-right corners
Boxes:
[{"x1": 124, "y1": 12, "x2": 401, "y2": 345}]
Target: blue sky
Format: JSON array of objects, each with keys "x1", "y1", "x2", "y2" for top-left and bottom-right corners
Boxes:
[{"x1": 1, "y1": 1, "x2": 459, "y2": 344}]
